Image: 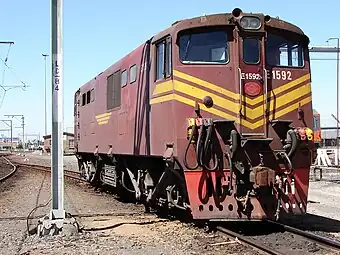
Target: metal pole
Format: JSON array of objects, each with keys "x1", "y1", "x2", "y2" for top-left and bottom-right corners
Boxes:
[
  {"x1": 22, "y1": 116, "x2": 25, "y2": 152},
  {"x1": 10, "y1": 120, "x2": 12, "y2": 152},
  {"x1": 326, "y1": 38, "x2": 340, "y2": 165},
  {"x1": 336, "y1": 38, "x2": 339, "y2": 168},
  {"x1": 0, "y1": 119, "x2": 13, "y2": 152},
  {"x1": 42, "y1": 54, "x2": 49, "y2": 137},
  {"x1": 51, "y1": 0, "x2": 64, "y2": 220}
]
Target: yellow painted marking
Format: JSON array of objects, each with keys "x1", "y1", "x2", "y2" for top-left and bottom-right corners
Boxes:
[
  {"x1": 98, "y1": 120, "x2": 109, "y2": 125},
  {"x1": 150, "y1": 93, "x2": 312, "y2": 129},
  {"x1": 152, "y1": 79, "x2": 311, "y2": 120},
  {"x1": 96, "y1": 112, "x2": 112, "y2": 119},
  {"x1": 95, "y1": 112, "x2": 112, "y2": 125},
  {"x1": 96, "y1": 116, "x2": 111, "y2": 121},
  {"x1": 174, "y1": 80, "x2": 239, "y2": 113},
  {"x1": 152, "y1": 80, "x2": 173, "y2": 95},
  {"x1": 173, "y1": 70, "x2": 239, "y2": 100},
  {"x1": 173, "y1": 70, "x2": 310, "y2": 105}
]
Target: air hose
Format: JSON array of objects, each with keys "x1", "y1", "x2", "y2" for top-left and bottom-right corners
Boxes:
[
  {"x1": 201, "y1": 123, "x2": 218, "y2": 171},
  {"x1": 183, "y1": 124, "x2": 199, "y2": 170},
  {"x1": 183, "y1": 122, "x2": 218, "y2": 171}
]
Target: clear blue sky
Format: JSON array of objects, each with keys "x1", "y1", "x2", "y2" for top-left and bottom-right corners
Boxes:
[{"x1": 0, "y1": 0, "x2": 339, "y2": 140}]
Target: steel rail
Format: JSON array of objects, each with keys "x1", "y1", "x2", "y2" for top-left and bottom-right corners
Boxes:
[
  {"x1": 266, "y1": 220, "x2": 340, "y2": 251},
  {"x1": 15, "y1": 162, "x2": 80, "y2": 174},
  {"x1": 216, "y1": 226, "x2": 284, "y2": 255},
  {"x1": 14, "y1": 162, "x2": 84, "y2": 182},
  {"x1": 0, "y1": 156, "x2": 17, "y2": 182}
]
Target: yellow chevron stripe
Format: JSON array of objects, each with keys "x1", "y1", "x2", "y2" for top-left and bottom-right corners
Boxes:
[
  {"x1": 95, "y1": 112, "x2": 112, "y2": 125},
  {"x1": 152, "y1": 80, "x2": 173, "y2": 95},
  {"x1": 150, "y1": 94, "x2": 312, "y2": 129},
  {"x1": 173, "y1": 70, "x2": 239, "y2": 100},
  {"x1": 174, "y1": 80, "x2": 239, "y2": 113},
  {"x1": 152, "y1": 79, "x2": 311, "y2": 120},
  {"x1": 96, "y1": 112, "x2": 112, "y2": 119},
  {"x1": 98, "y1": 120, "x2": 109, "y2": 125},
  {"x1": 173, "y1": 70, "x2": 310, "y2": 106},
  {"x1": 96, "y1": 116, "x2": 111, "y2": 121},
  {"x1": 242, "y1": 83, "x2": 311, "y2": 120}
]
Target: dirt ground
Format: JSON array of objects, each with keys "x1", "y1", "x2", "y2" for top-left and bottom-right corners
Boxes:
[
  {"x1": 0, "y1": 158, "x2": 255, "y2": 255},
  {"x1": 3, "y1": 153, "x2": 340, "y2": 254}
]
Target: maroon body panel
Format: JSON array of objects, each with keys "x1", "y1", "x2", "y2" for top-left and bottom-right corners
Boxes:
[{"x1": 75, "y1": 44, "x2": 153, "y2": 155}]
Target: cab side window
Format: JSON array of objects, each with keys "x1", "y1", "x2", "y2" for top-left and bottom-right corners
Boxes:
[{"x1": 155, "y1": 37, "x2": 172, "y2": 81}]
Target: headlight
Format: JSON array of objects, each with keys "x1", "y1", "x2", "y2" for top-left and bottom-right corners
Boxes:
[{"x1": 240, "y1": 16, "x2": 261, "y2": 30}]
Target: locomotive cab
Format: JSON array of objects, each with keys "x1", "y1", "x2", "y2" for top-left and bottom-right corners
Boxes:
[{"x1": 173, "y1": 8, "x2": 314, "y2": 220}]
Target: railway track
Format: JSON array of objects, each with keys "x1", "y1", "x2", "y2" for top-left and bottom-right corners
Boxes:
[
  {"x1": 0, "y1": 156, "x2": 18, "y2": 182},
  {"x1": 266, "y1": 220, "x2": 340, "y2": 254},
  {"x1": 216, "y1": 225, "x2": 283, "y2": 255},
  {"x1": 3, "y1": 157, "x2": 340, "y2": 254},
  {"x1": 8, "y1": 160, "x2": 84, "y2": 182},
  {"x1": 215, "y1": 220, "x2": 340, "y2": 255}
]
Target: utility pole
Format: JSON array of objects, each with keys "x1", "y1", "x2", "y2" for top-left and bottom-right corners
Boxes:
[
  {"x1": 327, "y1": 38, "x2": 340, "y2": 167},
  {"x1": 4, "y1": 115, "x2": 24, "y2": 152},
  {"x1": 0, "y1": 119, "x2": 12, "y2": 152},
  {"x1": 42, "y1": 53, "x2": 49, "y2": 136},
  {"x1": 37, "y1": 0, "x2": 77, "y2": 237}
]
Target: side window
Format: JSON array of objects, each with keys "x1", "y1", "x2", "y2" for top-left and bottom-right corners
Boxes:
[
  {"x1": 107, "y1": 70, "x2": 121, "y2": 110},
  {"x1": 129, "y1": 64, "x2": 137, "y2": 84},
  {"x1": 82, "y1": 93, "x2": 86, "y2": 106},
  {"x1": 166, "y1": 39, "x2": 172, "y2": 76},
  {"x1": 155, "y1": 37, "x2": 172, "y2": 81},
  {"x1": 243, "y1": 38, "x2": 260, "y2": 64},
  {"x1": 86, "y1": 90, "x2": 91, "y2": 104},
  {"x1": 90, "y1": 88, "x2": 95, "y2": 102},
  {"x1": 156, "y1": 42, "x2": 165, "y2": 80},
  {"x1": 121, "y1": 70, "x2": 127, "y2": 87}
]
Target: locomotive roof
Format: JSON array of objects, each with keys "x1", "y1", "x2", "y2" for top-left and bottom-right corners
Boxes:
[
  {"x1": 79, "y1": 10, "x2": 308, "y2": 90},
  {"x1": 152, "y1": 11, "x2": 307, "y2": 43}
]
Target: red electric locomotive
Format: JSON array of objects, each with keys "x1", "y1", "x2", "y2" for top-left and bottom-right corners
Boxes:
[{"x1": 74, "y1": 8, "x2": 315, "y2": 221}]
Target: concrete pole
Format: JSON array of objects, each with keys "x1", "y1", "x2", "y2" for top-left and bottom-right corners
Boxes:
[{"x1": 51, "y1": 0, "x2": 64, "y2": 220}]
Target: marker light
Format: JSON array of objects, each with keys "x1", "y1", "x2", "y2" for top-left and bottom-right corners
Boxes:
[{"x1": 240, "y1": 16, "x2": 261, "y2": 30}]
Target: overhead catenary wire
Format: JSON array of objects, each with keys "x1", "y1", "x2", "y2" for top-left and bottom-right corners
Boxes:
[
  {"x1": 0, "y1": 43, "x2": 29, "y2": 109},
  {"x1": 0, "y1": 56, "x2": 28, "y2": 89}
]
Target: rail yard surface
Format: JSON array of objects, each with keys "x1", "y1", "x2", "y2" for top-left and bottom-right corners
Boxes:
[
  {"x1": 0, "y1": 155, "x2": 259, "y2": 255},
  {"x1": 0, "y1": 153, "x2": 339, "y2": 254}
]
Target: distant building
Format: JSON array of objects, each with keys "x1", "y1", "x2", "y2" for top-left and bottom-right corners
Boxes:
[
  {"x1": 0, "y1": 137, "x2": 20, "y2": 150},
  {"x1": 320, "y1": 128, "x2": 340, "y2": 147},
  {"x1": 43, "y1": 132, "x2": 75, "y2": 155}
]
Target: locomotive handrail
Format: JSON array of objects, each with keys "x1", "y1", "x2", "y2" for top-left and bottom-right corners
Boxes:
[
  {"x1": 238, "y1": 67, "x2": 243, "y2": 123},
  {"x1": 263, "y1": 68, "x2": 268, "y2": 136}
]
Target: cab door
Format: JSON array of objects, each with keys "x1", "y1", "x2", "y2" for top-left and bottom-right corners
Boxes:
[{"x1": 238, "y1": 35, "x2": 267, "y2": 137}]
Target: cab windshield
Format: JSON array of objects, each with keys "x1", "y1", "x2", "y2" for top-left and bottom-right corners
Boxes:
[
  {"x1": 179, "y1": 30, "x2": 229, "y2": 64},
  {"x1": 266, "y1": 31, "x2": 305, "y2": 67}
]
